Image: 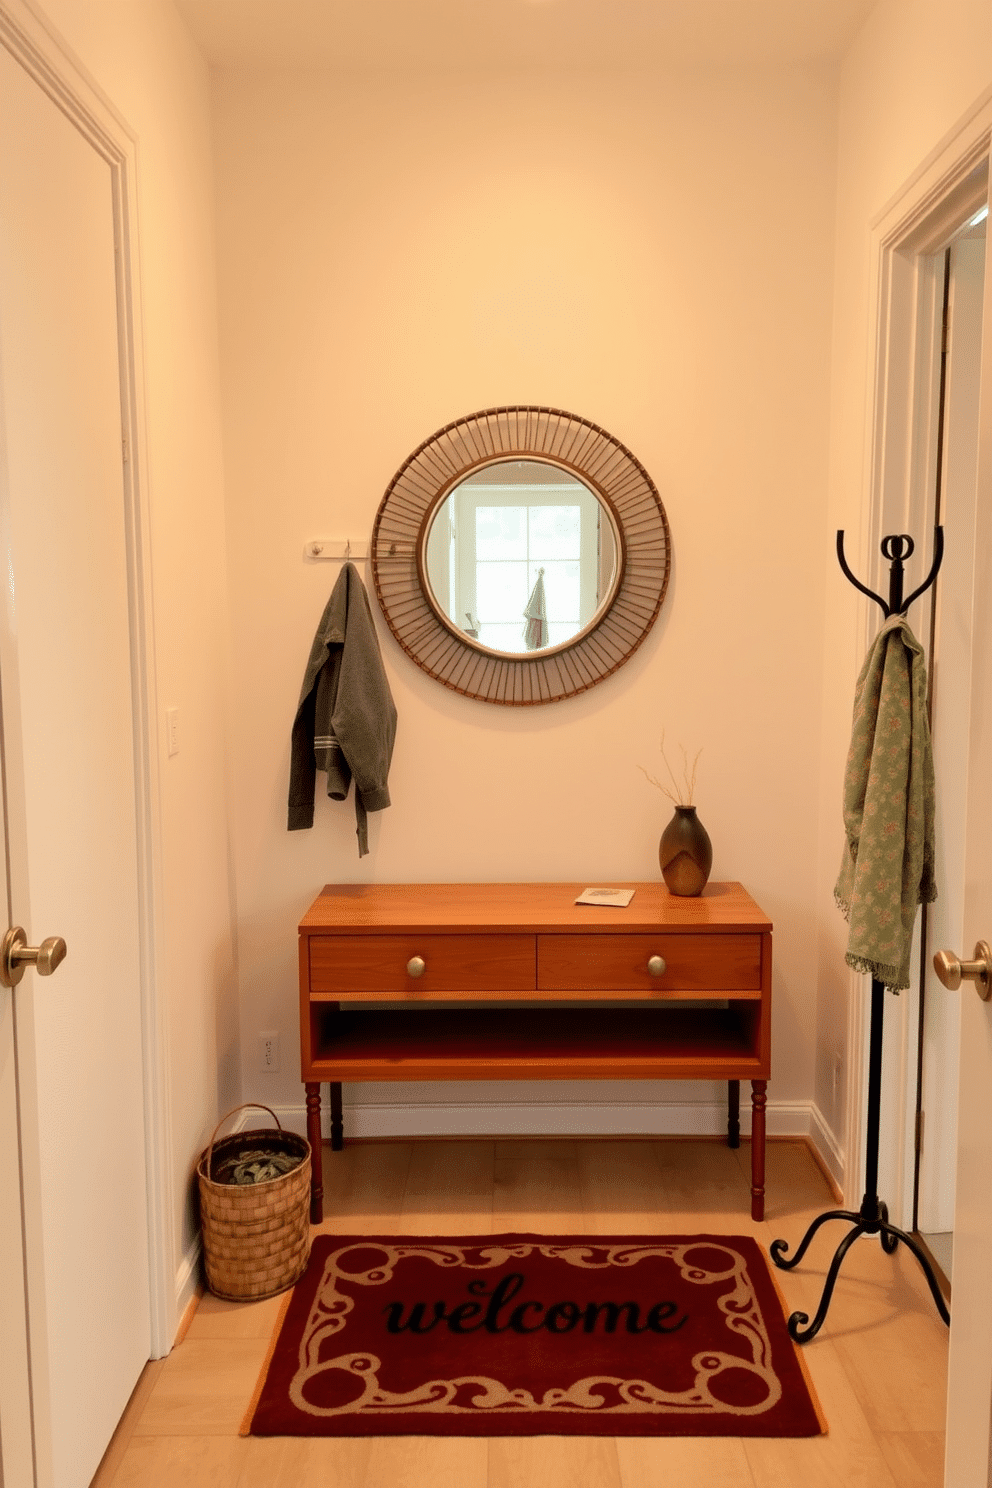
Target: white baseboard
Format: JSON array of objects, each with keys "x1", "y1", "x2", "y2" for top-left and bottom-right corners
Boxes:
[
  {"x1": 174, "y1": 1232, "x2": 201, "y2": 1338},
  {"x1": 246, "y1": 1095, "x2": 846, "y2": 1184},
  {"x1": 342, "y1": 1097, "x2": 786, "y2": 1140},
  {"x1": 808, "y1": 1100, "x2": 846, "y2": 1195}
]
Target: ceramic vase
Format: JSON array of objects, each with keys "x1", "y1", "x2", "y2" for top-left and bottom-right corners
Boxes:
[{"x1": 659, "y1": 805, "x2": 713, "y2": 897}]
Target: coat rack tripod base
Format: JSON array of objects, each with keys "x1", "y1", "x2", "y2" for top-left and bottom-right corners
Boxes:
[
  {"x1": 771, "y1": 528, "x2": 950, "y2": 1343},
  {"x1": 771, "y1": 976, "x2": 950, "y2": 1341}
]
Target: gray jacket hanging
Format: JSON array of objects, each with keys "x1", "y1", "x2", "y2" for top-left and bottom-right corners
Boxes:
[{"x1": 288, "y1": 562, "x2": 397, "y2": 856}]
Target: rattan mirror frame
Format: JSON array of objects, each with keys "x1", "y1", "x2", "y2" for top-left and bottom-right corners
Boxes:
[{"x1": 371, "y1": 406, "x2": 671, "y2": 705}]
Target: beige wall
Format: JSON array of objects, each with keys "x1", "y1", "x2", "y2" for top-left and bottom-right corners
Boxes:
[
  {"x1": 29, "y1": 0, "x2": 991, "y2": 1283},
  {"x1": 815, "y1": 0, "x2": 992, "y2": 1172},
  {"x1": 15, "y1": 0, "x2": 989, "y2": 1355},
  {"x1": 21, "y1": 0, "x2": 991, "y2": 1314},
  {"x1": 30, "y1": 0, "x2": 239, "y2": 1287},
  {"x1": 214, "y1": 66, "x2": 838, "y2": 1134}
]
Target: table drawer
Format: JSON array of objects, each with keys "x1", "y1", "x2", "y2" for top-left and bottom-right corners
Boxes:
[
  {"x1": 537, "y1": 933, "x2": 763, "y2": 993},
  {"x1": 308, "y1": 934, "x2": 536, "y2": 997}
]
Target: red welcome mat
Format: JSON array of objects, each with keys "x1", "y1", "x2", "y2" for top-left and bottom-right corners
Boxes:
[{"x1": 242, "y1": 1234, "x2": 825, "y2": 1437}]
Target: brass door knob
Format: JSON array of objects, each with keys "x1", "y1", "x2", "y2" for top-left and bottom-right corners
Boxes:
[
  {"x1": 933, "y1": 941, "x2": 992, "y2": 1001},
  {"x1": 406, "y1": 956, "x2": 426, "y2": 978},
  {"x1": 647, "y1": 955, "x2": 667, "y2": 977},
  {"x1": 0, "y1": 926, "x2": 68, "y2": 988}
]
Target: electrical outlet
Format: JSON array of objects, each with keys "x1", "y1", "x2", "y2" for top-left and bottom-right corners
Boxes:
[
  {"x1": 259, "y1": 1031, "x2": 280, "y2": 1073},
  {"x1": 166, "y1": 706, "x2": 179, "y2": 757}
]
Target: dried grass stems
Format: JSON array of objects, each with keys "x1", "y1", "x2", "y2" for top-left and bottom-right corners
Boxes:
[{"x1": 640, "y1": 733, "x2": 702, "y2": 807}]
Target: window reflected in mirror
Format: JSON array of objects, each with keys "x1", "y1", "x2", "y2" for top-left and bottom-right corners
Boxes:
[{"x1": 423, "y1": 460, "x2": 620, "y2": 656}]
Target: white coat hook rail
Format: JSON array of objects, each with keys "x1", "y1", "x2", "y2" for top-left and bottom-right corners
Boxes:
[{"x1": 304, "y1": 537, "x2": 370, "y2": 562}]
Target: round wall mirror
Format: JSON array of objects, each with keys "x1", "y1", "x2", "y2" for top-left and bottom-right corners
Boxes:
[{"x1": 372, "y1": 407, "x2": 671, "y2": 705}]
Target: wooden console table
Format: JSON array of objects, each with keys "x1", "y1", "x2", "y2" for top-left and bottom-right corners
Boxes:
[{"x1": 298, "y1": 881, "x2": 771, "y2": 1224}]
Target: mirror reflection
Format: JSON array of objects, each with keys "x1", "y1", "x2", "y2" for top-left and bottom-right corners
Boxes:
[{"x1": 422, "y1": 459, "x2": 620, "y2": 655}]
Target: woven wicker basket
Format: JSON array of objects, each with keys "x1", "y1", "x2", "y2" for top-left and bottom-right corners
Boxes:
[{"x1": 197, "y1": 1103, "x2": 311, "y2": 1302}]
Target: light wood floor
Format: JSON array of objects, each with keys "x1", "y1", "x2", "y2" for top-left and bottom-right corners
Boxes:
[{"x1": 91, "y1": 1138, "x2": 948, "y2": 1488}]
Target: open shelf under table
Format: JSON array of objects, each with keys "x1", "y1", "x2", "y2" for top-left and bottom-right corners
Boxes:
[{"x1": 309, "y1": 1005, "x2": 762, "y2": 1082}]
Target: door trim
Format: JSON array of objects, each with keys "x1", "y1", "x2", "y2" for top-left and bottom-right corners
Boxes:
[
  {"x1": 0, "y1": 0, "x2": 172, "y2": 1366},
  {"x1": 847, "y1": 91, "x2": 992, "y2": 1222},
  {"x1": 853, "y1": 84, "x2": 992, "y2": 1488}
]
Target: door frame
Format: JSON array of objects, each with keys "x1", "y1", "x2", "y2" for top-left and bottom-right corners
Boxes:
[
  {"x1": 844, "y1": 91, "x2": 992, "y2": 1228},
  {"x1": 0, "y1": 0, "x2": 171, "y2": 1376},
  {"x1": 845, "y1": 84, "x2": 992, "y2": 1483}
]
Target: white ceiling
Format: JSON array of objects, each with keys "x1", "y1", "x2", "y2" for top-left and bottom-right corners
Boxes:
[{"x1": 174, "y1": 0, "x2": 880, "y2": 73}]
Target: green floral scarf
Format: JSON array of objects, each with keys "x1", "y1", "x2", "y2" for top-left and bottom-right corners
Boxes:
[{"x1": 835, "y1": 614, "x2": 936, "y2": 991}]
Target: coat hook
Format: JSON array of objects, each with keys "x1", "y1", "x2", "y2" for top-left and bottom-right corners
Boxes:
[{"x1": 836, "y1": 526, "x2": 944, "y2": 617}]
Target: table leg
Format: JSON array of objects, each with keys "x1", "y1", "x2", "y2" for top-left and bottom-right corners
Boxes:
[
  {"x1": 750, "y1": 1079, "x2": 767, "y2": 1221},
  {"x1": 305, "y1": 1081, "x2": 323, "y2": 1225},
  {"x1": 727, "y1": 1080, "x2": 740, "y2": 1149},
  {"x1": 330, "y1": 1081, "x2": 343, "y2": 1151}
]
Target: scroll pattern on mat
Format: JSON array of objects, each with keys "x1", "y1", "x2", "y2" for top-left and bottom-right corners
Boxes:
[{"x1": 288, "y1": 1240, "x2": 781, "y2": 1418}]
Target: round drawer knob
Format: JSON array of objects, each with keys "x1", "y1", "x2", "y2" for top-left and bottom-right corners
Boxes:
[
  {"x1": 647, "y1": 955, "x2": 667, "y2": 977},
  {"x1": 406, "y1": 956, "x2": 426, "y2": 978}
]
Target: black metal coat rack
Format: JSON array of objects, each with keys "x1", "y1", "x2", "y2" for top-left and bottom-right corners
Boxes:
[{"x1": 770, "y1": 526, "x2": 950, "y2": 1342}]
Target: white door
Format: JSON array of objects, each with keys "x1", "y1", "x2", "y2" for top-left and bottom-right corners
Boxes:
[
  {"x1": 942, "y1": 215, "x2": 992, "y2": 1481},
  {"x1": 0, "y1": 37, "x2": 153, "y2": 1488},
  {"x1": 916, "y1": 228, "x2": 987, "y2": 1275}
]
